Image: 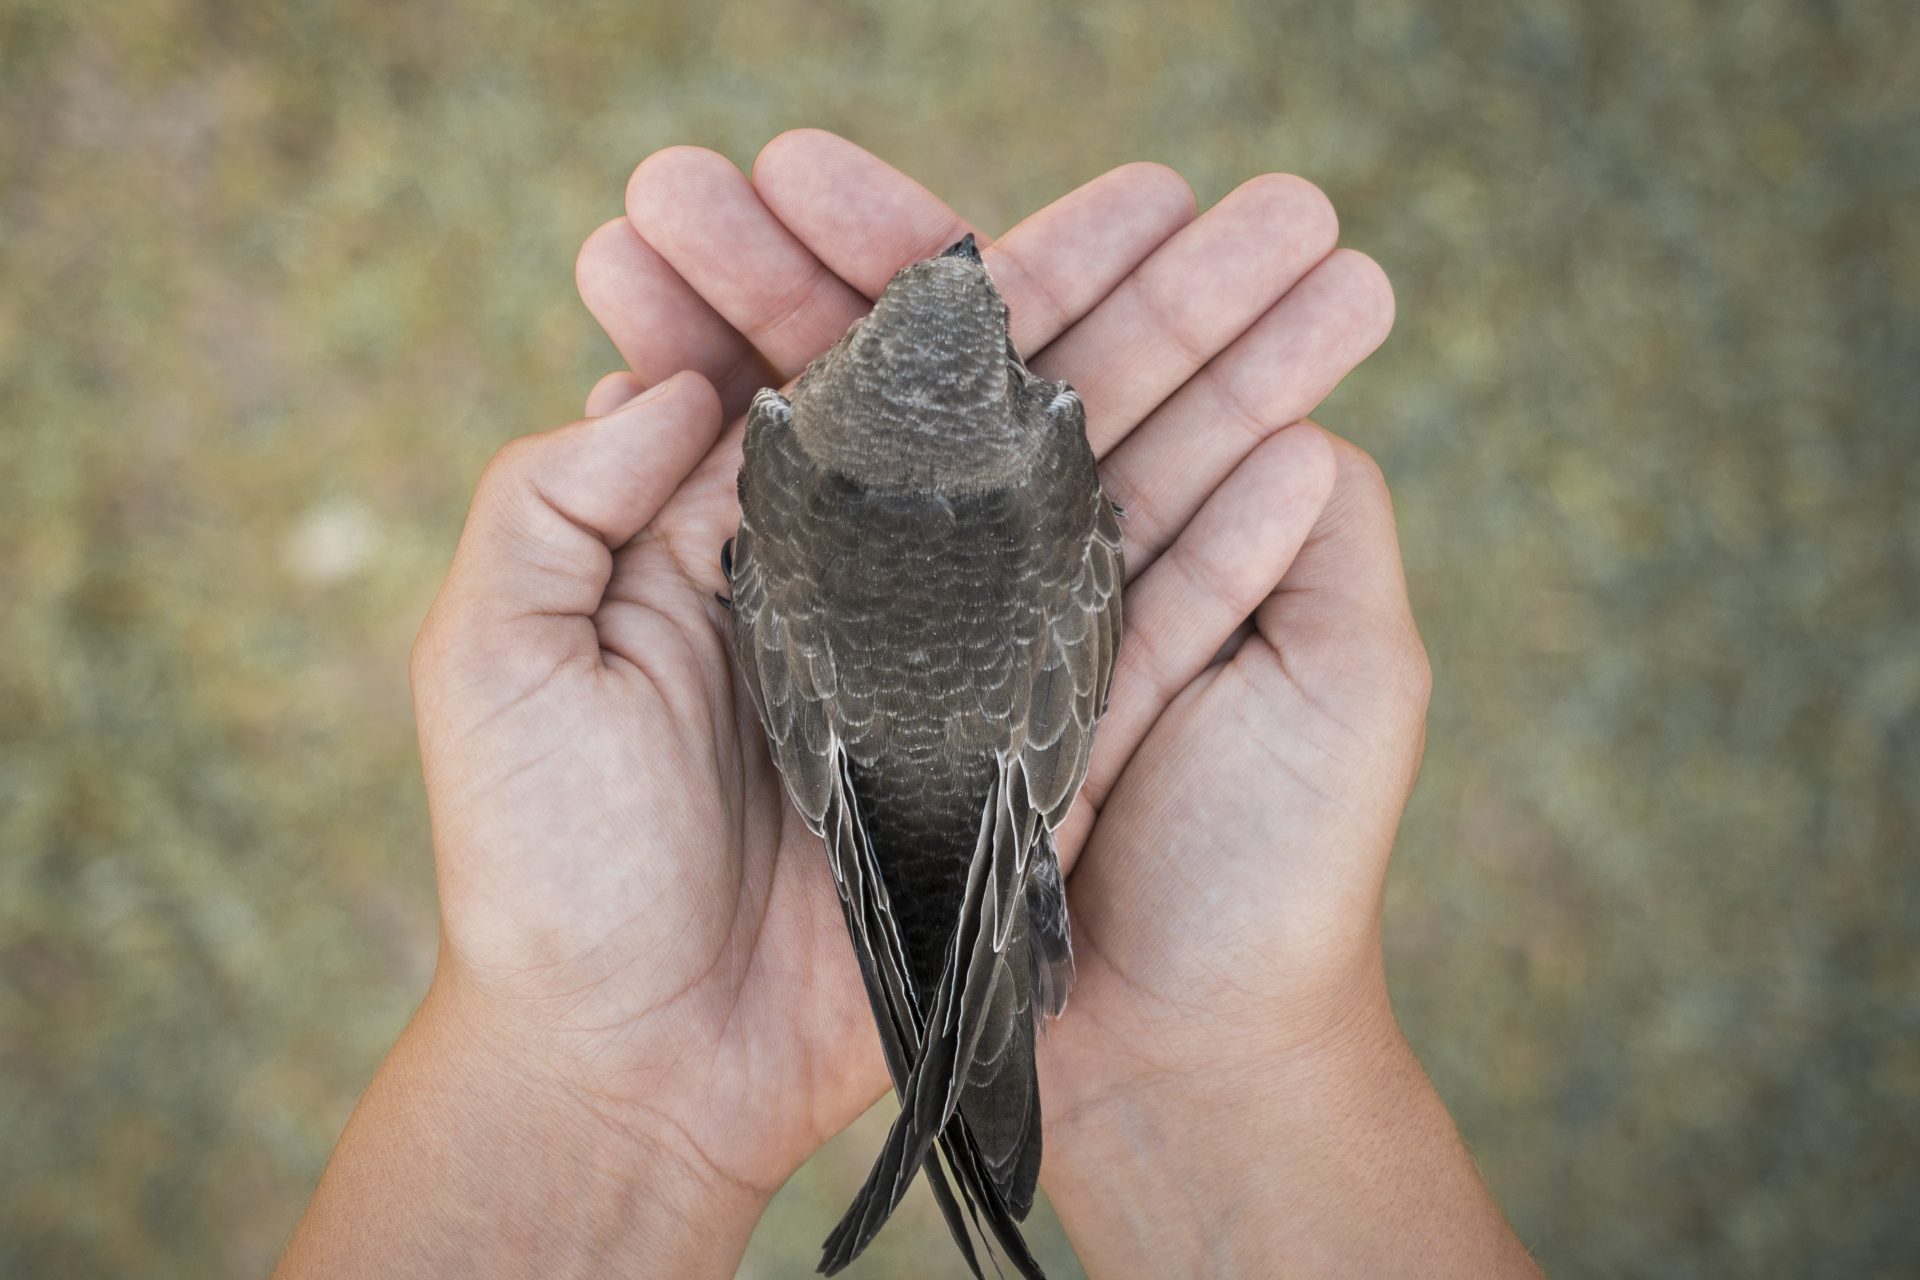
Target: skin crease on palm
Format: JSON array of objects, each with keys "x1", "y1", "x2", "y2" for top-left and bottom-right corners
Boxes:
[{"x1": 409, "y1": 128, "x2": 1421, "y2": 1214}]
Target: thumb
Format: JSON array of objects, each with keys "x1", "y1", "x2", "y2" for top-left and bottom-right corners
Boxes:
[
  {"x1": 1256, "y1": 424, "x2": 1432, "y2": 742},
  {"x1": 414, "y1": 370, "x2": 724, "y2": 689}
]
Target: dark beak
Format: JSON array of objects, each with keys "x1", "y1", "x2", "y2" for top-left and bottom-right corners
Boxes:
[{"x1": 940, "y1": 232, "x2": 982, "y2": 263}]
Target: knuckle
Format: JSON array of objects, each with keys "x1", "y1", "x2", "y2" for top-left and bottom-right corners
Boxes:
[
  {"x1": 408, "y1": 599, "x2": 456, "y2": 698},
  {"x1": 1333, "y1": 438, "x2": 1393, "y2": 510},
  {"x1": 477, "y1": 436, "x2": 538, "y2": 501},
  {"x1": 1395, "y1": 633, "x2": 1434, "y2": 715}
]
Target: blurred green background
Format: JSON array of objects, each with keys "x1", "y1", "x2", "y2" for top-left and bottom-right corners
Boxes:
[{"x1": 4, "y1": 0, "x2": 1916, "y2": 1275}]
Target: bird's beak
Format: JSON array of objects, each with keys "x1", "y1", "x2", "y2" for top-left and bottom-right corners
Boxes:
[{"x1": 940, "y1": 232, "x2": 983, "y2": 263}]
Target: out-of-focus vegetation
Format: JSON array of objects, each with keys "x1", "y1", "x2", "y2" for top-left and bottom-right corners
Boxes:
[{"x1": 3, "y1": 1, "x2": 1916, "y2": 1275}]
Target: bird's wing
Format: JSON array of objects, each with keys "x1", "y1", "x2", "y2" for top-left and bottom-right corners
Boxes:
[
  {"x1": 731, "y1": 388, "x2": 1017, "y2": 1280},
  {"x1": 1019, "y1": 393, "x2": 1123, "y2": 1020},
  {"x1": 958, "y1": 386, "x2": 1119, "y2": 1036},
  {"x1": 1020, "y1": 392, "x2": 1125, "y2": 829},
  {"x1": 821, "y1": 387, "x2": 1124, "y2": 1271}
]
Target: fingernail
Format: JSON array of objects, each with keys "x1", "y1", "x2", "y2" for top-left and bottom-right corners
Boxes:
[{"x1": 617, "y1": 373, "x2": 683, "y2": 413}]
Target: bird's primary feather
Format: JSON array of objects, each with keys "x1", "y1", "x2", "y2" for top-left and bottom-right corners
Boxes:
[{"x1": 728, "y1": 243, "x2": 1122, "y2": 1278}]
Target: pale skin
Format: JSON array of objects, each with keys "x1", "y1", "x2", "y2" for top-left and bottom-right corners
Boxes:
[{"x1": 277, "y1": 130, "x2": 1541, "y2": 1279}]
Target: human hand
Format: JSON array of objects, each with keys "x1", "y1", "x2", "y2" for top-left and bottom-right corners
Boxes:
[
  {"x1": 570, "y1": 132, "x2": 1503, "y2": 1274},
  {"x1": 401, "y1": 133, "x2": 1246, "y2": 1236},
  {"x1": 276, "y1": 131, "x2": 1535, "y2": 1280}
]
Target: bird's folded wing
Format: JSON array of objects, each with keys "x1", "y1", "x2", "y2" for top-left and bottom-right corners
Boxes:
[
  {"x1": 1019, "y1": 445, "x2": 1123, "y2": 1021},
  {"x1": 1018, "y1": 391, "x2": 1125, "y2": 829}
]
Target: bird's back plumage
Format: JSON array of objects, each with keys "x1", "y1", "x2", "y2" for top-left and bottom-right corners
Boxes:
[{"x1": 728, "y1": 239, "x2": 1122, "y2": 1278}]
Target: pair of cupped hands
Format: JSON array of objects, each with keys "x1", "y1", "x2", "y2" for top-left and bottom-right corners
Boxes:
[{"x1": 404, "y1": 130, "x2": 1436, "y2": 1270}]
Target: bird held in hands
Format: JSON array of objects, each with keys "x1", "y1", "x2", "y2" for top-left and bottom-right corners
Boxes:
[{"x1": 725, "y1": 234, "x2": 1123, "y2": 1278}]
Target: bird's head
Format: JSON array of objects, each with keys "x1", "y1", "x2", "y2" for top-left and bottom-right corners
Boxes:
[
  {"x1": 794, "y1": 235, "x2": 1035, "y2": 493},
  {"x1": 845, "y1": 233, "x2": 1011, "y2": 412}
]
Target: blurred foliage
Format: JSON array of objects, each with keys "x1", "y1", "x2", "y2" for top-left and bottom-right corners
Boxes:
[{"x1": 3, "y1": 0, "x2": 1917, "y2": 1275}]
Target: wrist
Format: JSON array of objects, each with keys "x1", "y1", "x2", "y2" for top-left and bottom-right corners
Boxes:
[
  {"x1": 277, "y1": 971, "x2": 771, "y2": 1279},
  {"x1": 414, "y1": 971, "x2": 774, "y2": 1265},
  {"x1": 1041, "y1": 975, "x2": 1404, "y2": 1240},
  {"x1": 1046, "y1": 942, "x2": 1399, "y2": 1135},
  {"x1": 1041, "y1": 969, "x2": 1536, "y2": 1279}
]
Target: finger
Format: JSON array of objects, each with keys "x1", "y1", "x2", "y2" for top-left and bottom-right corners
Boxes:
[
  {"x1": 626, "y1": 146, "x2": 870, "y2": 380},
  {"x1": 993, "y1": 162, "x2": 1197, "y2": 353},
  {"x1": 575, "y1": 217, "x2": 774, "y2": 417},
  {"x1": 750, "y1": 129, "x2": 971, "y2": 296},
  {"x1": 613, "y1": 422, "x2": 747, "y2": 595},
  {"x1": 1074, "y1": 423, "x2": 1338, "y2": 827},
  {"x1": 1034, "y1": 173, "x2": 1341, "y2": 456},
  {"x1": 419, "y1": 372, "x2": 725, "y2": 681},
  {"x1": 624, "y1": 140, "x2": 1200, "y2": 571},
  {"x1": 1246, "y1": 427, "x2": 1431, "y2": 782},
  {"x1": 1259, "y1": 428, "x2": 1419, "y2": 637},
  {"x1": 754, "y1": 129, "x2": 1197, "y2": 353},
  {"x1": 1101, "y1": 249, "x2": 1396, "y2": 580},
  {"x1": 584, "y1": 370, "x2": 645, "y2": 416},
  {"x1": 632, "y1": 147, "x2": 1203, "y2": 583}
]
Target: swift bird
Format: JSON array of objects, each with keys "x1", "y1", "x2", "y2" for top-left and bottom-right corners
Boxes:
[{"x1": 724, "y1": 234, "x2": 1123, "y2": 1277}]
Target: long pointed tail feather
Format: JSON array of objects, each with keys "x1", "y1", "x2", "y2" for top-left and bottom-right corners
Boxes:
[
  {"x1": 820, "y1": 1112, "x2": 1045, "y2": 1279},
  {"x1": 817, "y1": 758, "x2": 1052, "y2": 1276}
]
